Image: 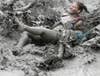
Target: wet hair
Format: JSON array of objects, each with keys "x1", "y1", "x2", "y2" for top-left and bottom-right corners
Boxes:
[{"x1": 76, "y1": 2, "x2": 89, "y2": 13}]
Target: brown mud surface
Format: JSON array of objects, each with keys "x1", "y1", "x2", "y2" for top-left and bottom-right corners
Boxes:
[
  {"x1": 0, "y1": 0, "x2": 100, "y2": 76},
  {"x1": 0, "y1": 34, "x2": 99, "y2": 76}
]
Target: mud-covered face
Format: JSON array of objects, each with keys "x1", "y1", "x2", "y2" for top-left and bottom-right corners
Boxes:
[{"x1": 68, "y1": 2, "x2": 80, "y2": 14}]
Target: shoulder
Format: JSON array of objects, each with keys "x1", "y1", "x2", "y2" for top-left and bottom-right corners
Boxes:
[{"x1": 61, "y1": 13, "x2": 69, "y2": 17}]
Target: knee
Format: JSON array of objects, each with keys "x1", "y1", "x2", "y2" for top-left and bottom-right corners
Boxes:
[{"x1": 21, "y1": 31, "x2": 29, "y2": 38}]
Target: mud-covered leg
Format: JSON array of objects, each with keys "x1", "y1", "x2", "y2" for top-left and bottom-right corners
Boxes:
[
  {"x1": 15, "y1": 17, "x2": 58, "y2": 42},
  {"x1": 16, "y1": 31, "x2": 29, "y2": 48},
  {"x1": 57, "y1": 42, "x2": 64, "y2": 58}
]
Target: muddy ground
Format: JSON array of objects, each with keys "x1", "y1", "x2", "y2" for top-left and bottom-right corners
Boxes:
[
  {"x1": 0, "y1": 0, "x2": 100, "y2": 76},
  {"x1": 0, "y1": 31, "x2": 99, "y2": 76}
]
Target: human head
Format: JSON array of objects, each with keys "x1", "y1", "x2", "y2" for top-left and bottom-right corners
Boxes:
[{"x1": 68, "y1": 1, "x2": 89, "y2": 14}]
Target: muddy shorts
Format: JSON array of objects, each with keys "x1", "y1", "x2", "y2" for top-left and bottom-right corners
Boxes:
[
  {"x1": 53, "y1": 25, "x2": 84, "y2": 44},
  {"x1": 58, "y1": 30, "x2": 84, "y2": 44}
]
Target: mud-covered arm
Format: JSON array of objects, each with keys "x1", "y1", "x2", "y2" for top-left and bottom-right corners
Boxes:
[
  {"x1": 14, "y1": 0, "x2": 36, "y2": 11},
  {"x1": 54, "y1": 21, "x2": 62, "y2": 26},
  {"x1": 75, "y1": 20, "x2": 84, "y2": 31},
  {"x1": 51, "y1": 21, "x2": 62, "y2": 29}
]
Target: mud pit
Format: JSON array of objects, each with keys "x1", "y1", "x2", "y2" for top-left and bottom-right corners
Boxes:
[
  {"x1": 0, "y1": 0, "x2": 100, "y2": 76},
  {"x1": 0, "y1": 34, "x2": 99, "y2": 76}
]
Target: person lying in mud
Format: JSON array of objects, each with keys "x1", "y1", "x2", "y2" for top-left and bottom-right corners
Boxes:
[{"x1": 15, "y1": 2, "x2": 89, "y2": 57}]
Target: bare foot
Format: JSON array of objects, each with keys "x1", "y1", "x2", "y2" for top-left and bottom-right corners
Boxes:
[{"x1": 14, "y1": 17, "x2": 27, "y2": 31}]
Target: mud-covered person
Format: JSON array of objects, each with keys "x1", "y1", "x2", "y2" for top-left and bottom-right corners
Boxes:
[{"x1": 15, "y1": 1, "x2": 89, "y2": 57}]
